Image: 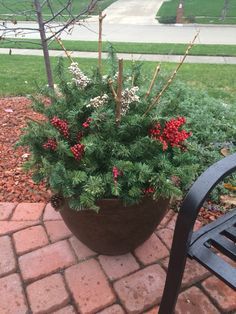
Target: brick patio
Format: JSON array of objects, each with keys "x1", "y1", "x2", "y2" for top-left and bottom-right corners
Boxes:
[{"x1": 0, "y1": 202, "x2": 235, "y2": 314}]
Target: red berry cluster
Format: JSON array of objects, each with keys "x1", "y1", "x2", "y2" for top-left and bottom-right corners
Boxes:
[
  {"x1": 50, "y1": 116, "x2": 69, "y2": 138},
  {"x1": 113, "y1": 166, "x2": 119, "y2": 181},
  {"x1": 43, "y1": 138, "x2": 57, "y2": 151},
  {"x1": 144, "y1": 187, "x2": 155, "y2": 194},
  {"x1": 82, "y1": 118, "x2": 93, "y2": 128},
  {"x1": 70, "y1": 143, "x2": 85, "y2": 161},
  {"x1": 150, "y1": 117, "x2": 191, "y2": 150},
  {"x1": 112, "y1": 167, "x2": 123, "y2": 186}
]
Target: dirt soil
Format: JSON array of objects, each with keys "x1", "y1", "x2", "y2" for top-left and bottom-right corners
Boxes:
[{"x1": 0, "y1": 97, "x2": 49, "y2": 203}]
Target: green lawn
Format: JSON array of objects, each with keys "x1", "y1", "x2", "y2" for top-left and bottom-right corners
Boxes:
[
  {"x1": 1, "y1": 39, "x2": 236, "y2": 57},
  {"x1": 0, "y1": 54, "x2": 235, "y2": 104},
  {"x1": 0, "y1": 0, "x2": 116, "y2": 21},
  {"x1": 157, "y1": 0, "x2": 236, "y2": 24}
]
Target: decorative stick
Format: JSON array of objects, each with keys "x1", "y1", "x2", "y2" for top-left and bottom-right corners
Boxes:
[
  {"x1": 131, "y1": 60, "x2": 135, "y2": 87},
  {"x1": 98, "y1": 12, "x2": 106, "y2": 74},
  {"x1": 143, "y1": 31, "x2": 200, "y2": 116},
  {"x1": 116, "y1": 59, "x2": 123, "y2": 126},
  {"x1": 108, "y1": 78, "x2": 117, "y2": 99},
  {"x1": 145, "y1": 64, "x2": 161, "y2": 99},
  {"x1": 49, "y1": 26, "x2": 74, "y2": 63}
]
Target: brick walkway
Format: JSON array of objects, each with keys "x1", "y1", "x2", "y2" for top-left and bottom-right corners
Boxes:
[{"x1": 0, "y1": 202, "x2": 235, "y2": 314}]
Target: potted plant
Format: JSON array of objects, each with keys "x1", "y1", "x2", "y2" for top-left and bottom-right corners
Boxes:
[{"x1": 17, "y1": 50, "x2": 196, "y2": 255}]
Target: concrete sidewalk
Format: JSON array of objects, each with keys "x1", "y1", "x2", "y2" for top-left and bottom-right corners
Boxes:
[
  {"x1": 103, "y1": 0, "x2": 164, "y2": 25},
  {"x1": 0, "y1": 202, "x2": 235, "y2": 313},
  {"x1": 2, "y1": 21, "x2": 236, "y2": 45},
  {"x1": 1, "y1": 47, "x2": 236, "y2": 64}
]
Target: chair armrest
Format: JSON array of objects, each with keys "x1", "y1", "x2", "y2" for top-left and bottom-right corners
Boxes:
[
  {"x1": 158, "y1": 153, "x2": 236, "y2": 314},
  {"x1": 178, "y1": 152, "x2": 236, "y2": 233}
]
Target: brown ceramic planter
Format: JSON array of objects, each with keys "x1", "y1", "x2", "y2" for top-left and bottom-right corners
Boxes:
[{"x1": 60, "y1": 197, "x2": 169, "y2": 255}]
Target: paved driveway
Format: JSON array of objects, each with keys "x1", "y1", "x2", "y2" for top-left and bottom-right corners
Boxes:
[{"x1": 103, "y1": 0, "x2": 164, "y2": 24}]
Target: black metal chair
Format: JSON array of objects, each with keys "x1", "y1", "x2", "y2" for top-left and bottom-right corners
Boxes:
[{"x1": 159, "y1": 153, "x2": 236, "y2": 314}]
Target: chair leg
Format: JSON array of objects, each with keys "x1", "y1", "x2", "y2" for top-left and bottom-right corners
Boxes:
[{"x1": 158, "y1": 249, "x2": 188, "y2": 314}]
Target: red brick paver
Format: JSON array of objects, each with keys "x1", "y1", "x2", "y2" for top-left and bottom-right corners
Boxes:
[
  {"x1": 27, "y1": 274, "x2": 69, "y2": 314},
  {"x1": 43, "y1": 203, "x2": 62, "y2": 220},
  {"x1": 12, "y1": 203, "x2": 45, "y2": 220},
  {"x1": 99, "y1": 253, "x2": 140, "y2": 280},
  {"x1": 201, "y1": 276, "x2": 236, "y2": 312},
  {"x1": 52, "y1": 305, "x2": 77, "y2": 314},
  {"x1": 159, "y1": 209, "x2": 175, "y2": 227},
  {"x1": 69, "y1": 236, "x2": 97, "y2": 261},
  {"x1": 13, "y1": 225, "x2": 49, "y2": 255},
  {"x1": 0, "y1": 235, "x2": 17, "y2": 277},
  {"x1": 161, "y1": 257, "x2": 210, "y2": 288},
  {"x1": 97, "y1": 304, "x2": 125, "y2": 314},
  {"x1": 65, "y1": 259, "x2": 116, "y2": 313},
  {"x1": 0, "y1": 220, "x2": 39, "y2": 235},
  {"x1": 0, "y1": 202, "x2": 234, "y2": 314},
  {"x1": 44, "y1": 220, "x2": 72, "y2": 242},
  {"x1": 19, "y1": 240, "x2": 76, "y2": 282},
  {"x1": 155, "y1": 228, "x2": 174, "y2": 250},
  {"x1": 0, "y1": 202, "x2": 16, "y2": 220},
  {"x1": 114, "y1": 264, "x2": 166, "y2": 313},
  {"x1": 166, "y1": 214, "x2": 177, "y2": 230},
  {"x1": 134, "y1": 233, "x2": 169, "y2": 265},
  {"x1": 175, "y1": 286, "x2": 220, "y2": 314},
  {"x1": 0, "y1": 273, "x2": 28, "y2": 314}
]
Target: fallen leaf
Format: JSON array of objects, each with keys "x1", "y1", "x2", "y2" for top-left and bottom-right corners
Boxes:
[
  {"x1": 220, "y1": 147, "x2": 230, "y2": 156},
  {"x1": 220, "y1": 195, "x2": 236, "y2": 206},
  {"x1": 224, "y1": 183, "x2": 236, "y2": 191}
]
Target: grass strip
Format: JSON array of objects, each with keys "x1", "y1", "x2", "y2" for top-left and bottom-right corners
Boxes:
[
  {"x1": 156, "y1": 0, "x2": 236, "y2": 24},
  {"x1": 1, "y1": 39, "x2": 236, "y2": 57},
  {"x1": 0, "y1": 0, "x2": 116, "y2": 21},
  {"x1": 0, "y1": 54, "x2": 235, "y2": 103}
]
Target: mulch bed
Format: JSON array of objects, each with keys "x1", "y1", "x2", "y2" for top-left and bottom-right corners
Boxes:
[
  {"x1": 0, "y1": 96, "x2": 225, "y2": 223},
  {"x1": 0, "y1": 97, "x2": 49, "y2": 203}
]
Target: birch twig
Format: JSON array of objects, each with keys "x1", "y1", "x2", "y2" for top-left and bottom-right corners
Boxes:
[
  {"x1": 49, "y1": 26, "x2": 73, "y2": 63},
  {"x1": 143, "y1": 31, "x2": 200, "y2": 116},
  {"x1": 108, "y1": 79, "x2": 117, "y2": 99},
  {"x1": 145, "y1": 64, "x2": 161, "y2": 99},
  {"x1": 116, "y1": 59, "x2": 123, "y2": 126},
  {"x1": 98, "y1": 12, "x2": 106, "y2": 74}
]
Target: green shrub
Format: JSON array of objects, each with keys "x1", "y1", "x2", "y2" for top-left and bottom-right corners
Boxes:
[{"x1": 17, "y1": 58, "x2": 236, "y2": 210}]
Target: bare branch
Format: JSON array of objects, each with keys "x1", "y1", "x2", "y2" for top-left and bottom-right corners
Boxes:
[
  {"x1": 98, "y1": 12, "x2": 106, "y2": 74},
  {"x1": 116, "y1": 59, "x2": 123, "y2": 126},
  {"x1": 143, "y1": 31, "x2": 200, "y2": 116},
  {"x1": 145, "y1": 64, "x2": 161, "y2": 99},
  {"x1": 108, "y1": 79, "x2": 117, "y2": 100},
  {"x1": 45, "y1": 0, "x2": 100, "y2": 41},
  {"x1": 48, "y1": 26, "x2": 73, "y2": 63},
  {"x1": 44, "y1": 0, "x2": 73, "y2": 25}
]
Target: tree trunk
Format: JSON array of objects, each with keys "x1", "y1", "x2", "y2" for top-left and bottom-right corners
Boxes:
[{"x1": 34, "y1": 0, "x2": 54, "y2": 90}]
